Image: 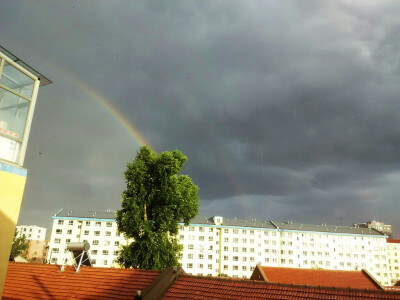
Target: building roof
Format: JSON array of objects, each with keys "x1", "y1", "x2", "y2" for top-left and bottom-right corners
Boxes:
[
  {"x1": 251, "y1": 266, "x2": 382, "y2": 290},
  {"x1": 0, "y1": 45, "x2": 52, "y2": 86},
  {"x1": 54, "y1": 209, "x2": 385, "y2": 236},
  {"x1": 387, "y1": 239, "x2": 400, "y2": 244},
  {"x1": 3, "y1": 262, "x2": 160, "y2": 299},
  {"x1": 4, "y1": 263, "x2": 400, "y2": 299},
  {"x1": 54, "y1": 209, "x2": 116, "y2": 220},
  {"x1": 162, "y1": 275, "x2": 400, "y2": 300}
]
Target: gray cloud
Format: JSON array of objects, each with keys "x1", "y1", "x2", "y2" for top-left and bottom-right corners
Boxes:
[{"x1": 1, "y1": 0, "x2": 400, "y2": 236}]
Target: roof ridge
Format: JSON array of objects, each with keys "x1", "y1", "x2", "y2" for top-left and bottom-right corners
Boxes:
[{"x1": 181, "y1": 275, "x2": 400, "y2": 294}]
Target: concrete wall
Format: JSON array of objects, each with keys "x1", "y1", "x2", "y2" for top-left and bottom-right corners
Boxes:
[{"x1": 0, "y1": 163, "x2": 27, "y2": 296}]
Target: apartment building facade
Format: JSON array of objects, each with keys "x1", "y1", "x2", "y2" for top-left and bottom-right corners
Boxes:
[
  {"x1": 47, "y1": 209, "x2": 397, "y2": 286},
  {"x1": 16, "y1": 225, "x2": 46, "y2": 241},
  {"x1": 16, "y1": 225, "x2": 47, "y2": 261}
]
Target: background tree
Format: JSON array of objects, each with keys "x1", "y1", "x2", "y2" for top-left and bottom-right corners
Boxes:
[
  {"x1": 116, "y1": 146, "x2": 199, "y2": 269},
  {"x1": 10, "y1": 230, "x2": 28, "y2": 258}
]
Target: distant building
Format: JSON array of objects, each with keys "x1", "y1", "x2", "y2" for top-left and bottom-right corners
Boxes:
[
  {"x1": 354, "y1": 221, "x2": 392, "y2": 238},
  {"x1": 47, "y1": 209, "x2": 398, "y2": 286},
  {"x1": 16, "y1": 225, "x2": 46, "y2": 241},
  {"x1": 387, "y1": 239, "x2": 400, "y2": 285},
  {"x1": 16, "y1": 225, "x2": 47, "y2": 262}
]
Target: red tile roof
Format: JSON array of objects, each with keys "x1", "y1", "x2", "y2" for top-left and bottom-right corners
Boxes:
[
  {"x1": 259, "y1": 266, "x2": 381, "y2": 290},
  {"x1": 3, "y1": 262, "x2": 160, "y2": 299},
  {"x1": 162, "y1": 275, "x2": 400, "y2": 300},
  {"x1": 387, "y1": 239, "x2": 400, "y2": 244}
]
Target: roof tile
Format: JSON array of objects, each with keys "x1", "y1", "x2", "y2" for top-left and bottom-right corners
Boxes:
[{"x1": 3, "y1": 262, "x2": 160, "y2": 300}]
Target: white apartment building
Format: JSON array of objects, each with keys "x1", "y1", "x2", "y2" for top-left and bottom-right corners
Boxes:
[
  {"x1": 387, "y1": 239, "x2": 400, "y2": 285},
  {"x1": 16, "y1": 225, "x2": 46, "y2": 241},
  {"x1": 47, "y1": 209, "x2": 397, "y2": 286}
]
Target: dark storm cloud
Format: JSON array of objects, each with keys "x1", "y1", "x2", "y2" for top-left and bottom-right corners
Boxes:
[{"x1": 1, "y1": 0, "x2": 400, "y2": 234}]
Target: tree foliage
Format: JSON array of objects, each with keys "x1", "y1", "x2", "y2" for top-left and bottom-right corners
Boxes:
[
  {"x1": 11, "y1": 230, "x2": 28, "y2": 258},
  {"x1": 116, "y1": 146, "x2": 199, "y2": 269}
]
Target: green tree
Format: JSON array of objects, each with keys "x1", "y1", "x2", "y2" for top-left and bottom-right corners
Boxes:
[
  {"x1": 11, "y1": 230, "x2": 28, "y2": 258},
  {"x1": 116, "y1": 146, "x2": 199, "y2": 269}
]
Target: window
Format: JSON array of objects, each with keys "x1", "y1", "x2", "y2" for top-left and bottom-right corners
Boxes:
[
  {"x1": 199, "y1": 227, "x2": 204, "y2": 232},
  {"x1": 233, "y1": 229, "x2": 238, "y2": 234},
  {"x1": 242, "y1": 230, "x2": 247, "y2": 234},
  {"x1": 67, "y1": 230, "x2": 72, "y2": 235},
  {"x1": 208, "y1": 264, "x2": 212, "y2": 270},
  {"x1": 103, "y1": 260, "x2": 108, "y2": 266},
  {"x1": 209, "y1": 236, "x2": 213, "y2": 241},
  {"x1": 208, "y1": 255, "x2": 213, "y2": 260},
  {"x1": 54, "y1": 238, "x2": 61, "y2": 244},
  {"x1": 198, "y1": 254, "x2": 204, "y2": 259},
  {"x1": 106, "y1": 231, "x2": 111, "y2": 236},
  {"x1": 115, "y1": 241, "x2": 119, "y2": 246},
  {"x1": 233, "y1": 247, "x2": 239, "y2": 252},
  {"x1": 189, "y1": 227, "x2": 195, "y2": 231},
  {"x1": 199, "y1": 236, "x2": 204, "y2": 241},
  {"x1": 95, "y1": 222, "x2": 101, "y2": 227},
  {"x1": 224, "y1": 256, "x2": 228, "y2": 261},
  {"x1": 224, "y1": 237, "x2": 229, "y2": 242},
  {"x1": 188, "y1": 244, "x2": 194, "y2": 250},
  {"x1": 104, "y1": 240, "x2": 110, "y2": 246},
  {"x1": 187, "y1": 263, "x2": 193, "y2": 268},
  {"x1": 224, "y1": 246, "x2": 228, "y2": 251},
  {"x1": 58, "y1": 220, "x2": 64, "y2": 225},
  {"x1": 233, "y1": 266, "x2": 238, "y2": 270},
  {"x1": 66, "y1": 239, "x2": 71, "y2": 243},
  {"x1": 86, "y1": 221, "x2": 90, "y2": 226},
  {"x1": 68, "y1": 220, "x2": 73, "y2": 225},
  {"x1": 91, "y1": 250, "x2": 98, "y2": 255},
  {"x1": 94, "y1": 231, "x2": 100, "y2": 236},
  {"x1": 93, "y1": 240, "x2": 99, "y2": 245},
  {"x1": 91, "y1": 259, "x2": 96, "y2": 265},
  {"x1": 188, "y1": 254, "x2": 194, "y2": 259},
  {"x1": 102, "y1": 250, "x2": 109, "y2": 255},
  {"x1": 233, "y1": 238, "x2": 239, "y2": 243},
  {"x1": 84, "y1": 230, "x2": 89, "y2": 235},
  {"x1": 198, "y1": 263, "x2": 203, "y2": 268},
  {"x1": 224, "y1": 229, "x2": 229, "y2": 233},
  {"x1": 113, "y1": 250, "x2": 119, "y2": 256},
  {"x1": 106, "y1": 222, "x2": 112, "y2": 227},
  {"x1": 53, "y1": 248, "x2": 59, "y2": 254},
  {"x1": 233, "y1": 256, "x2": 238, "y2": 261},
  {"x1": 209, "y1": 228, "x2": 213, "y2": 232},
  {"x1": 51, "y1": 258, "x2": 57, "y2": 263},
  {"x1": 56, "y1": 229, "x2": 62, "y2": 234}
]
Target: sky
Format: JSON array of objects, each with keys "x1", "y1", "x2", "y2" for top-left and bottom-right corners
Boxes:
[{"x1": 1, "y1": 0, "x2": 400, "y2": 237}]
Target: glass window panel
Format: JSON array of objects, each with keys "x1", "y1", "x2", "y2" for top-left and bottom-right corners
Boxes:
[
  {"x1": 0, "y1": 134, "x2": 20, "y2": 163},
  {"x1": 0, "y1": 62, "x2": 34, "y2": 98},
  {"x1": 0, "y1": 87, "x2": 30, "y2": 139}
]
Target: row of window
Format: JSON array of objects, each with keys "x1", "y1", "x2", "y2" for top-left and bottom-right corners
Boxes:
[
  {"x1": 57, "y1": 220, "x2": 113, "y2": 227},
  {"x1": 52, "y1": 248, "x2": 118, "y2": 257},
  {"x1": 54, "y1": 238, "x2": 120, "y2": 247},
  {"x1": 55, "y1": 228, "x2": 121, "y2": 237}
]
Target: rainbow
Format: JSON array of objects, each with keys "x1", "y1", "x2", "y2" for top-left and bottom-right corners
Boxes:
[
  {"x1": 50, "y1": 62, "x2": 150, "y2": 148},
  {"x1": 71, "y1": 79, "x2": 150, "y2": 147}
]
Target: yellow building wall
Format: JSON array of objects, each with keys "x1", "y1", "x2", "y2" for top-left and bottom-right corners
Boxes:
[{"x1": 0, "y1": 163, "x2": 27, "y2": 296}]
